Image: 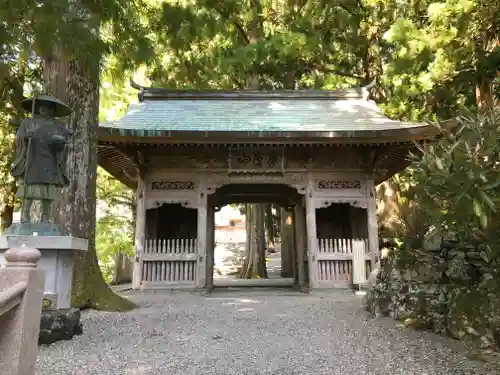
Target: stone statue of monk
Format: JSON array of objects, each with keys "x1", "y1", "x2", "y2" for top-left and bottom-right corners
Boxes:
[{"x1": 11, "y1": 95, "x2": 73, "y2": 224}]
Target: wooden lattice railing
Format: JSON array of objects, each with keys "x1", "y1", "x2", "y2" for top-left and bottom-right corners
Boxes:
[
  {"x1": 316, "y1": 238, "x2": 371, "y2": 286},
  {"x1": 0, "y1": 246, "x2": 45, "y2": 375},
  {"x1": 141, "y1": 238, "x2": 198, "y2": 288}
]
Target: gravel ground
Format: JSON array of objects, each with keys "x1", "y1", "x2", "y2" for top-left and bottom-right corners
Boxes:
[{"x1": 35, "y1": 289, "x2": 500, "y2": 375}]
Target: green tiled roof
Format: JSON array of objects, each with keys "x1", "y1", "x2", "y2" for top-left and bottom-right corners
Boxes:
[{"x1": 100, "y1": 97, "x2": 422, "y2": 134}]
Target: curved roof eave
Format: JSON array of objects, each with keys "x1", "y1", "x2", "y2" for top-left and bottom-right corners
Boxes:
[{"x1": 97, "y1": 119, "x2": 456, "y2": 145}]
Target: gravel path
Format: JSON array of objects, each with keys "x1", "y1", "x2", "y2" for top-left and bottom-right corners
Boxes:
[{"x1": 36, "y1": 289, "x2": 499, "y2": 375}]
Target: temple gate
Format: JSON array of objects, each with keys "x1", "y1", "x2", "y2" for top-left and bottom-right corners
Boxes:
[{"x1": 97, "y1": 81, "x2": 449, "y2": 291}]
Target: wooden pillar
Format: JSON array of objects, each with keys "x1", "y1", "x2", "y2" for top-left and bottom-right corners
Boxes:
[
  {"x1": 196, "y1": 182, "x2": 208, "y2": 288},
  {"x1": 132, "y1": 171, "x2": 146, "y2": 290},
  {"x1": 366, "y1": 179, "x2": 379, "y2": 269},
  {"x1": 293, "y1": 200, "x2": 306, "y2": 290},
  {"x1": 290, "y1": 209, "x2": 298, "y2": 284},
  {"x1": 205, "y1": 195, "x2": 215, "y2": 291},
  {"x1": 305, "y1": 173, "x2": 319, "y2": 288}
]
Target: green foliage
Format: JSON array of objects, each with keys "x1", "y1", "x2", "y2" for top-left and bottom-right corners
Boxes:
[
  {"x1": 0, "y1": 0, "x2": 155, "y2": 69},
  {"x1": 380, "y1": 0, "x2": 500, "y2": 120},
  {"x1": 411, "y1": 110, "x2": 500, "y2": 252},
  {"x1": 0, "y1": 0, "x2": 156, "y2": 233},
  {"x1": 96, "y1": 216, "x2": 133, "y2": 282},
  {"x1": 99, "y1": 57, "x2": 145, "y2": 122},
  {"x1": 95, "y1": 167, "x2": 134, "y2": 282},
  {"x1": 146, "y1": 0, "x2": 374, "y2": 89},
  {"x1": 0, "y1": 42, "x2": 42, "y2": 229}
]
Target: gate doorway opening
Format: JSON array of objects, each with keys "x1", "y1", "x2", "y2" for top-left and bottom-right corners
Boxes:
[
  {"x1": 205, "y1": 183, "x2": 309, "y2": 290},
  {"x1": 142, "y1": 203, "x2": 199, "y2": 288},
  {"x1": 315, "y1": 203, "x2": 371, "y2": 287}
]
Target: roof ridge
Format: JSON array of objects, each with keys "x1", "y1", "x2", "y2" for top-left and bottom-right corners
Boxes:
[{"x1": 129, "y1": 78, "x2": 376, "y2": 101}]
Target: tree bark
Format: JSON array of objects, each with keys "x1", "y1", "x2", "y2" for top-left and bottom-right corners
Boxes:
[
  {"x1": 256, "y1": 204, "x2": 268, "y2": 278},
  {"x1": 476, "y1": 77, "x2": 494, "y2": 111},
  {"x1": 240, "y1": 204, "x2": 267, "y2": 279},
  {"x1": 280, "y1": 208, "x2": 294, "y2": 278},
  {"x1": 265, "y1": 204, "x2": 275, "y2": 252},
  {"x1": 474, "y1": 37, "x2": 495, "y2": 111},
  {"x1": 112, "y1": 253, "x2": 133, "y2": 285},
  {"x1": 0, "y1": 202, "x2": 14, "y2": 233},
  {"x1": 43, "y1": 48, "x2": 134, "y2": 311}
]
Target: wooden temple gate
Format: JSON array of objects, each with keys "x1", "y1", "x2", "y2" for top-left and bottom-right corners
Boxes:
[
  {"x1": 132, "y1": 162, "x2": 379, "y2": 290},
  {"x1": 96, "y1": 81, "x2": 449, "y2": 291}
]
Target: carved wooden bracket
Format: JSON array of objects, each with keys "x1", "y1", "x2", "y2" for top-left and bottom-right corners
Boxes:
[
  {"x1": 315, "y1": 199, "x2": 368, "y2": 209},
  {"x1": 205, "y1": 173, "x2": 307, "y2": 195},
  {"x1": 146, "y1": 200, "x2": 198, "y2": 210},
  {"x1": 293, "y1": 185, "x2": 307, "y2": 195}
]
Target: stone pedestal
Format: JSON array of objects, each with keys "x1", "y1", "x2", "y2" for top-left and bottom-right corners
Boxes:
[{"x1": 0, "y1": 235, "x2": 88, "y2": 310}]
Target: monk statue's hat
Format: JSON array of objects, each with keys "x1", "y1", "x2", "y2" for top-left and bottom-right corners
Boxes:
[{"x1": 21, "y1": 95, "x2": 72, "y2": 117}]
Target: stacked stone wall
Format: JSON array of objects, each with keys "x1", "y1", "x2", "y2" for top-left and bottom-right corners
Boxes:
[{"x1": 365, "y1": 243, "x2": 500, "y2": 349}]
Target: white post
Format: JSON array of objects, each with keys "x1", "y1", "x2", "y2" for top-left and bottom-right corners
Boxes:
[
  {"x1": 352, "y1": 240, "x2": 367, "y2": 285},
  {"x1": 366, "y1": 179, "x2": 379, "y2": 269},
  {"x1": 196, "y1": 179, "x2": 208, "y2": 288},
  {"x1": 305, "y1": 172, "x2": 319, "y2": 289},
  {"x1": 133, "y1": 172, "x2": 146, "y2": 290},
  {"x1": 205, "y1": 200, "x2": 215, "y2": 291}
]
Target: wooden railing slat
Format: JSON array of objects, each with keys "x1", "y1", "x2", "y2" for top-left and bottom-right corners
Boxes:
[
  {"x1": 315, "y1": 238, "x2": 370, "y2": 284},
  {"x1": 141, "y1": 238, "x2": 198, "y2": 285}
]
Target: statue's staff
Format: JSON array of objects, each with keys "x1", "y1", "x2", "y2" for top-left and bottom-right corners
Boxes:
[{"x1": 20, "y1": 95, "x2": 36, "y2": 221}]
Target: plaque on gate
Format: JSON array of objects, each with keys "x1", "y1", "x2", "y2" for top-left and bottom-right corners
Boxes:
[{"x1": 228, "y1": 147, "x2": 285, "y2": 175}]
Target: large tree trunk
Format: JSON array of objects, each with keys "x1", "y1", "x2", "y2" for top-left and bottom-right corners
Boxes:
[
  {"x1": 256, "y1": 204, "x2": 268, "y2": 278},
  {"x1": 280, "y1": 208, "x2": 294, "y2": 278},
  {"x1": 476, "y1": 77, "x2": 494, "y2": 111},
  {"x1": 240, "y1": 204, "x2": 267, "y2": 279},
  {"x1": 474, "y1": 37, "x2": 495, "y2": 111},
  {"x1": 112, "y1": 253, "x2": 133, "y2": 285},
  {"x1": 0, "y1": 180, "x2": 16, "y2": 233},
  {"x1": 265, "y1": 204, "x2": 275, "y2": 252},
  {"x1": 0, "y1": 202, "x2": 14, "y2": 233},
  {"x1": 238, "y1": 4, "x2": 268, "y2": 279},
  {"x1": 43, "y1": 48, "x2": 134, "y2": 311}
]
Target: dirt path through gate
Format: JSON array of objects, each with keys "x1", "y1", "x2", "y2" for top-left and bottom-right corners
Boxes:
[{"x1": 35, "y1": 289, "x2": 499, "y2": 375}]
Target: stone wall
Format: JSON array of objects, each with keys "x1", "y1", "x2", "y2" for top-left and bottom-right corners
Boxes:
[{"x1": 365, "y1": 243, "x2": 500, "y2": 349}]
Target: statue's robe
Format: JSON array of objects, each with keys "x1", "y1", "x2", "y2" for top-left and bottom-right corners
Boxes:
[{"x1": 11, "y1": 115, "x2": 71, "y2": 200}]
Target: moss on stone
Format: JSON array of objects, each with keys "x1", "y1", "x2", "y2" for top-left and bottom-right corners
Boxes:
[{"x1": 367, "y1": 245, "x2": 500, "y2": 349}]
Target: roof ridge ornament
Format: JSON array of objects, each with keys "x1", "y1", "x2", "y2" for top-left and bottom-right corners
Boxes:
[
  {"x1": 130, "y1": 77, "x2": 145, "y2": 101},
  {"x1": 361, "y1": 79, "x2": 376, "y2": 100}
]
